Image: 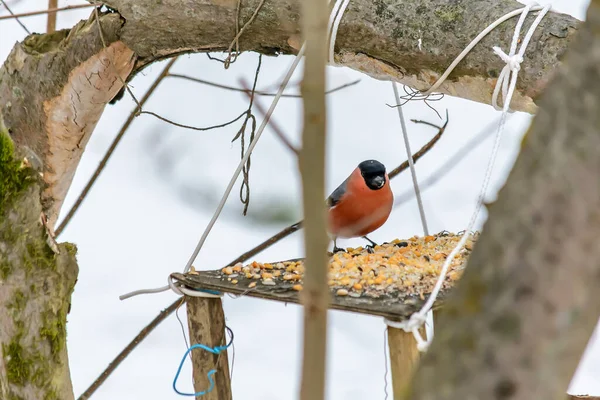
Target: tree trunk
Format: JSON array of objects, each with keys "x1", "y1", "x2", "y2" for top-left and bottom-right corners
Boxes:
[
  {"x1": 0, "y1": 128, "x2": 78, "y2": 400},
  {"x1": 409, "y1": 2, "x2": 600, "y2": 399}
]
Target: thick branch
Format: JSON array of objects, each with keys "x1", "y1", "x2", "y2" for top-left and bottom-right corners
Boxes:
[
  {"x1": 105, "y1": 0, "x2": 578, "y2": 112},
  {"x1": 0, "y1": 15, "x2": 134, "y2": 228},
  {"x1": 409, "y1": 2, "x2": 600, "y2": 399}
]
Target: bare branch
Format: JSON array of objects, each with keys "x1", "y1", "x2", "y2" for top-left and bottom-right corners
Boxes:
[
  {"x1": 167, "y1": 73, "x2": 360, "y2": 98},
  {"x1": 47, "y1": 0, "x2": 58, "y2": 33},
  {"x1": 0, "y1": 3, "x2": 92, "y2": 20},
  {"x1": 77, "y1": 300, "x2": 182, "y2": 400},
  {"x1": 0, "y1": 0, "x2": 30, "y2": 34},
  {"x1": 240, "y1": 77, "x2": 299, "y2": 155}
]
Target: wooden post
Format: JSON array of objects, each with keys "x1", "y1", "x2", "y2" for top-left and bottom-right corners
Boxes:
[
  {"x1": 387, "y1": 326, "x2": 423, "y2": 399},
  {"x1": 186, "y1": 297, "x2": 232, "y2": 400}
]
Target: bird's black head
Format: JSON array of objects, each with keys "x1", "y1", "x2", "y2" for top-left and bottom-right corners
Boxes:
[{"x1": 358, "y1": 160, "x2": 387, "y2": 190}]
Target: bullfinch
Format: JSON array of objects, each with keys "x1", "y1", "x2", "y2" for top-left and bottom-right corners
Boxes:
[{"x1": 326, "y1": 160, "x2": 393, "y2": 252}]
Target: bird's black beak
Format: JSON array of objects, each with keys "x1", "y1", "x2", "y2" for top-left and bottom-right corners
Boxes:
[{"x1": 372, "y1": 176, "x2": 385, "y2": 188}]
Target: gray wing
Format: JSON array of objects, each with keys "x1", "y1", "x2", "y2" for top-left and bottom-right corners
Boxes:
[{"x1": 326, "y1": 177, "x2": 349, "y2": 208}]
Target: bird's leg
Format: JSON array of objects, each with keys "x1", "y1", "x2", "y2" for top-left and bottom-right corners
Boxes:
[
  {"x1": 362, "y1": 236, "x2": 378, "y2": 253},
  {"x1": 332, "y1": 238, "x2": 345, "y2": 253}
]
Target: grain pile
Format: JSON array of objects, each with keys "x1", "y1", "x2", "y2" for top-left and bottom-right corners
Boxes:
[{"x1": 218, "y1": 232, "x2": 478, "y2": 298}]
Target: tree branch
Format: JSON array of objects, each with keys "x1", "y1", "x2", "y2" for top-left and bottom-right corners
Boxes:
[
  {"x1": 0, "y1": 14, "x2": 134, "y2": 229},
  {"x1": 0, "y1": 0, "x2": 579, "y2": 226},
  {"x1": 102, "y1": 0, "x2": 578, "y2": 113},
  {"x1": 409, "y1": 2, "x2": 600, "y2": 398}
]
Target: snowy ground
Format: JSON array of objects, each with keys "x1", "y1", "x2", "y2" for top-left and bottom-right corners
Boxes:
[{"x1": 1, "y1": 0, "x2": 598, "y2": 398}]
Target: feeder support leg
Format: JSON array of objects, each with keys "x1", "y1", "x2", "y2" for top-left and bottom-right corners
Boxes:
[{"x1": 186, "y1": 297, "x2": 232, "y2": 400}]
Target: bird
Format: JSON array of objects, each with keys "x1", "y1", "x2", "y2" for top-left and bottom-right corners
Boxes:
[{"x1": 326, "y1": 159, "x2": 393, "y2": 253}]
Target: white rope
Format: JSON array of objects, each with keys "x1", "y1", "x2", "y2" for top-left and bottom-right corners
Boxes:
[
  {"x1": 421, "y1": 4, "x2": 551, "y2": 96},
  {"x1": 384, "y1": 2, "x2": 551, "y2": 352},
  {"x1": 119, "y1": 45, "x2": 306, "y2": 301},
  {"x1": 327, "y1": 0, "x2": 350, "y2": 65}
]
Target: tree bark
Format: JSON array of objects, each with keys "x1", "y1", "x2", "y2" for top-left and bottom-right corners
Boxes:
[
  {"x1": 0, "y1": 0, "x2": 580, "y2": 228},
  {"x1": 186, "y1": 297, "x2": 231, "y2": 400},
  {"x1": 408, "y1": 2, "x2": 600, "y2": 399},
  {"x1": 0, "y1": 15, "x2": 134, "y2": 230},
  {"x1": 0, "y1": 129, "x2": 78, "y2": 400},
  {"x1": 103, "y1": 0, "x2": 578, "y2": 114}
]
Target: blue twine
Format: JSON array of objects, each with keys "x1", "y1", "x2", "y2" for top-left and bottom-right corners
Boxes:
[
  {"x1": 173, "y1": 326, "x2": 234, "y2": 397},
  {"x1": 194, "y1": 288, "x2": 221, "y2": 296}
]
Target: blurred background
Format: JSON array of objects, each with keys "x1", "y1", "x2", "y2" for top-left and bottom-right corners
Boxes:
[{"x1": 1, "y1": 0, "x2": 597, "y2": 398}]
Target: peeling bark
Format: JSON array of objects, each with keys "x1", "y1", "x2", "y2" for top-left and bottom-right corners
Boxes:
[
  {"x1": 0, "y1": 15, "x2": 134, "y2": 229},
  {"x1": 409, "y1": 2, "x2": 600, "y2": 399},
  {"x1": 0, "y1": 131, "x2": 78, "y2": 400}
]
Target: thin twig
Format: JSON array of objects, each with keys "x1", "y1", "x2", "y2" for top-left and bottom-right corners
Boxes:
[
  {"x1": 167, "y1": 73, "x2": 360, "y2": 98},
  {"x1": 47, "y1": 0, "x2": 58, "y2": 33},
  {"x1": 0, "y1": 3, "x2": 93, "y2": 20},
  {"x1": 388, "y1": 111, "x2": 449, "y2": 178},
  {"x1": 0, "y1": 0, "x2": 30, "y2": 33},
  {"x1": 78, "y1": 118, "x2": 447, "y2": 397},
  {"x1": 54, "y1": 58, "x2": 179, "y2": 237},
  {"x1": 76, "y1": 300, "x2": 182, "y2": 400},
  {"x1": 386, "y1": 85, "x2": 445, "y2": 119},
  {"x1": 394, "y1": 115, "x2": 501, "y2": 207},
  {"x1": 232, "y1": 55, "x2": 263, "y2": 215},
  {"x1": 140, "y1": 110, "x2": 248, "y2": 132},
  {"x1": 240, "y1": 77, "x2": 299, "y2": 155},
  {"x1": 224, "y1": 0, "x2": 267, "y2": 68}
]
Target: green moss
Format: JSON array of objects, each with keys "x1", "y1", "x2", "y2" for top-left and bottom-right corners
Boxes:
[
  {"x1": 23, "y1": 236, "x2": 56, "y2": 273},
  {"x1": 1, "y1": 259, "x2": 11, "y2": 280},
  {"x1": 63, "y1": 243, "x2": 78, "y2": 258},
  {"x1": 22, "y1": 30, "x2": 69, "y2": 55},
  {"x1": 44, "y1": 389, "x2": 59, "y2": 400},
  {"x1": 434, "y1": 6, "x2": 463, "y2": 22},
  {"x1": 8, "y1": 289, "x2": 27, "y2": 312},
  {"x1": 0, "y1": 126, "x2": 36, "y2": 217},
  {"x1": 434, "y1": 5, "x2": 463, "y2": 32},
  {"x1": 2, "y1": 335, "x2": 32, "y2": 386},
  {"x1": 39, "y1": 307, "x2": 67, "y2": 361}
]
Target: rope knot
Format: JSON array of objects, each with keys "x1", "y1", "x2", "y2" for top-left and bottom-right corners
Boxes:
[{"x1": 492, "y1": 46, "x2": 523, "y2": 72}]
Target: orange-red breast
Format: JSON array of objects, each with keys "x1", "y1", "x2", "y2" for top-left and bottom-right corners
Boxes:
[{"x1": 326, "y1": 160, "x2": 393, "y2": 252}]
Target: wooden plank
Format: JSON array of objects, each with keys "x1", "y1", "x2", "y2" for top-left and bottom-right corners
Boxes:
[
  {"x1": 173, "y1": 271, "x2": 447, "y2": 321},
  {"x1": 186, "y1": 297, "x2": 231, "y2": 400}
]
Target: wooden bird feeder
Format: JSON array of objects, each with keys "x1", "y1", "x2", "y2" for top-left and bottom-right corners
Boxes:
[{"x1": 172, "y1": 231, "x2": 478, "y2": 399}]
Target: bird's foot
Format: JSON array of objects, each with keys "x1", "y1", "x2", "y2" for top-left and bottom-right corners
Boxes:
[
  {"x1": 333, "y1": 246, "x2": 346, "y2": 253},
  {"x1": 362, "y1": 236, "x2": 378, "y2": 249}
]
